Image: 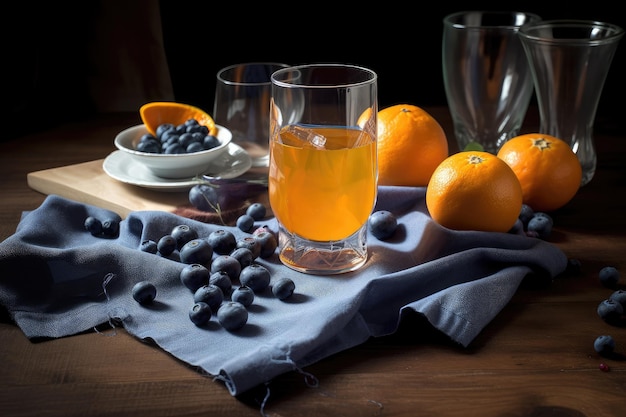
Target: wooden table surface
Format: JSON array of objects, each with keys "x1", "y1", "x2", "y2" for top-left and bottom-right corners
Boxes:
[{"x1": 1, "y1": 108, "x2": 625, "y2": 417}]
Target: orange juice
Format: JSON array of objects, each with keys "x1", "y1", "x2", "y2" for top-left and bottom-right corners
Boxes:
[{"x1": 269, "y1": 125, "x2": 377, "y2": 241}]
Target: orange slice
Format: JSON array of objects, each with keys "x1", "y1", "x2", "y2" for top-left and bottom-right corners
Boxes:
[{"x1": 140, "y1": 102, "x2": 217, "y2": 136}]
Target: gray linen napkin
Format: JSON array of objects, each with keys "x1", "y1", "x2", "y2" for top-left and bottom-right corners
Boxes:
[{"x1": 0, "y1": 188, "x2": 567, "y2": 395}]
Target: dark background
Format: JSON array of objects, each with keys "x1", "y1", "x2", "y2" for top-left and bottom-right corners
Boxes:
[{"x1": 5, "y1": 1, "x2": 625, "y2": 140}]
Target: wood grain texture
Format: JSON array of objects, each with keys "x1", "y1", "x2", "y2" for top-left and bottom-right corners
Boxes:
[{"x1": 27, "y1": 159, "x2": 188, "y2": 217}]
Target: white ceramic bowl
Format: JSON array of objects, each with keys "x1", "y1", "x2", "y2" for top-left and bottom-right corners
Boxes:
[{"x1": 114, "y1": 124, "x2": 232, "y2": 179}]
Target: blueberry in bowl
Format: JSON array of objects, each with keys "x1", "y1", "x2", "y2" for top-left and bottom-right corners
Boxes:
[{"x1": 114, "y1": 122, "x2": 232, "y2": 179}]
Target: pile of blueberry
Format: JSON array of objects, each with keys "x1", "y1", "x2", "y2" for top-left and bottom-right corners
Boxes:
[
  {"x1": 132, "y1": 211, "x2": 295, "y2": 330},
  {"x1": 515, "y1": 204, "x2": 554, "y2": 239},
  {"x1": 84, "y1": 216, "x2": 120, "y2": 238},
  {"x1": 85, "y1": 203, "x2": 295, "y2": 331},
  {"x1": 136, "y1": 118, "x2": 221, "y2": 154}
]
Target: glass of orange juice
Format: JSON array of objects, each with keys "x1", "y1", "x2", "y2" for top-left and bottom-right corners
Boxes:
[{"x1": 269, "y1": 64, "x2": 378, "y2": 274}]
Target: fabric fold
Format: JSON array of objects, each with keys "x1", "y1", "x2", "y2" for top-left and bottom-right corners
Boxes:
[{"x1": 0, "y1": 188, "x2": 568, "y2": 395}]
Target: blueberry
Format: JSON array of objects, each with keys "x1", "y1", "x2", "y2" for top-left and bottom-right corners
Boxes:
[
  {"x1": 186, "y1": 124, "x2": 208, "y2": 135},
  {"x1": 189, "y1": 302, "x2": 212, "y2": 326},
  {"x1": 527, "y1": 213, "x2": 553, "y2": 239},
  {"x1": 246, "y1": 203, "x2": 266, "y2": 220},
  {"x1": 186, "y1": 142, "x2": 204, "y2": 153},
  {"x1": 179, "y1": 238, "x2": 213, "y2": 265},
  {"x1": 609, "y1": 289, "x2": 626, "y2": 309},
  {"x1": 189, "y1": 184, "x2": 219, "y2": 212},
  {"x1": 164, "y1": 143, "x2": 185, "y2": 154},
  {"x1": 368, "y1": 210, "x2": 397, "y2": 240},
  {"x1": 136, "y1": 138, "x2": 160, "y2": 153},
  {"x1": 236, "y1": 214, "x2": 255, "y2": 233},
  {"x1": 597, "y1": 299, "x2": 624, "y2": 325},
  {"x1": 236, "y1": 237, "x2": 261, "y2": 259},
  {"x1": 203, "y1": 135, "x2": 220, "y2": 150},
  {"x1": 518, "y1": 204, "x2": 535, "y2": 228},
  {"x1": 178, "y1": 132, "x2": 196, "y2": 148},
  {"x1": 84, "y1": 216, "x2": 102, "y2": 236},
  {"x1": 271, "y1": 277, "x2": 295, "y2": 300},
  {"x1": 160, "y1": 129, "x2": 182, "y2": 146},
  {"x1": 593, "y1": 335, "x2": 615, "y2": 356},
  {"x1": 239, "y1": 264, "x2": 271, "y2": 292},
  {"x1": 231, "y1": 285, "x2": 255, "y2": 307},
  {"x1": 230, "y1": 247, "x2": 254, "y2": 268},
  {"x1": 174, "y1": 123, "x2": 187, "y2": 135},
  {"x1": 140, "y1": 239, "x2": 158, "y2": 254},
  {"x1": 157, "y1": 235, "x2": 177, "y2": 256},
  {"x1": 191, "y1": 132, "x2": 205, "y2": 144},
  {"x1": 210, "y1": 255, "x2": 241, "y2": 281},
  {"x1": 101, "y1": 219, "x2": 120, "y2": 238},
  {"x1": 207, "y1": 229, "x2": 237, "y2": 255},
  {"x1": 161, "y1": 129, "x2": 180, "y2": 143},
  {"x1": 254, "y1": 231, "x2": 278, "y2": 259},
  {"x1": 139, "y1": 133, "x2": 157, "y2": 143},
  {"x1": 161, "y1": 138, "x2": 176, "y2": 151},
  {"x1": 209, "y1": 271, "x2": 233, "y2": 296},
  {"x1": 193, "y1": 284, "x2": 224, "y2": 313},
  {"x1": 599, "y1": 266, "x2": 620, "y2": 288},
  {"x1": 180, "y1": 263, "x2": 210, "y2": 291},
  {"x1": 217, "y1": 301, "x2": 248, "y2": 331},
  {"x1": 171, "y1": 224, "x2": 198, "y2": 250},
  {"x1": 156, "y1": 123, "x2": 175, "y2": 139},
  {"x1": 533, "y1": 211, "x2": 554, "y2": 226},
  {"x1": 132, "y1": 281, "x2": 157, "y2": 304}
]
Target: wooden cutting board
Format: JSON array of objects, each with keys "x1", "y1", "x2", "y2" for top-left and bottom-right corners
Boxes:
[{"x1": 27, "y1": 159, "x2": 189, "y2": 218}]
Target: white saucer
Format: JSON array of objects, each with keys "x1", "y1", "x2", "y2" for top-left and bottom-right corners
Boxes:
[{"x1": 103, "y1": 142, "x2": 252, "y2": 192}]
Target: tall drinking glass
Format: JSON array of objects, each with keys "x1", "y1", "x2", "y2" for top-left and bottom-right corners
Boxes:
[
  {"x1": 213, "y1": 62, "x2": 290, "y2": 167},
  {"x1": 519, "y1": 20, "x2": 624, "y2": 186},
  {"x1": 269, "y1": 64, "x2": 378, "y2": 275},
  {"x1": 442, "y1": 11, "x2": 541, "y2": 154}
]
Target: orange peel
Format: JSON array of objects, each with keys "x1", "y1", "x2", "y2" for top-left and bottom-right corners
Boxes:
[{"x1": 140, "y1": 102, "x2": 217, "y2": 136}]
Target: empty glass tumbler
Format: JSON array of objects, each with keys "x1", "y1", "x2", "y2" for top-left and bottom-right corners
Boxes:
[
  {"x1": 519, "y1": 20, "x2": 624, "y2": 186},
  {"x1": 213, "y1": 62, "x2": 290, "y2": 167},
  {"x1": 442, "y1": 11, "x2": 541, "y2": 154}
]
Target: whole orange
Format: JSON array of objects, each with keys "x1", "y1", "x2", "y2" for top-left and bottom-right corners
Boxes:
[
  {"x1": 376, "y1": 104, "x2": 448, "y2": 186},
  {"x1": 497, "y1": 133, "x2": 582, "y2": 212},
  {"x1": 426, "y1": 151, "x2": 523, "y2": 233}
]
